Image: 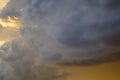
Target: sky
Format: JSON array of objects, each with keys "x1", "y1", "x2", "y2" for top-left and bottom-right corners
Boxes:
[
  {"x1": 0, "y1": 0, "x2": 9, "y2": 10},
  {"x1": 0, "y1": 0, "x2": 120, "y2": 80}
]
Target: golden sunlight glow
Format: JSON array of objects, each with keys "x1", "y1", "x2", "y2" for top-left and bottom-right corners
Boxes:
[
  {"x1": 0, "y1": 0, "x2": 9, "y2": 10},
  {"x1": 0, "y1": 0, "x2": 20, "y2": 47},
  {"x1": 62, "y1": 61, "x2": 120, "y2": 80},
  {"x1": 0, "y1": 16, "x2": 21, "y2": 29},
  {"x1": 0, "y1": 0, "x2": 20, "y2": 30},
  {"x1": 0, "y1": 40, "x2": 6, "y2": 47}
]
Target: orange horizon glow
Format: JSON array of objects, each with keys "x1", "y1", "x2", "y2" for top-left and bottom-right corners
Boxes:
[{"x1": 62, "y1": 61, "x2": 120, "y2": 80}]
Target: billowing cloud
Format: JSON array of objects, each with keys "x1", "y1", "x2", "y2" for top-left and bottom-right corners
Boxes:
[
  {"x1": 0, "y1": 39, "x2": 67, "y2": 80},
  {"x1": 19, "y1": 0, "x2": 120, "y2": 63},
  {"x1": 0, "y1": 0, "x2": 120, "y2": 79}
]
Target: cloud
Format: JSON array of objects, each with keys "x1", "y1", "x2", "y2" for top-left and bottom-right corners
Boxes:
[
  {"x1": 19, "y1": 0, "x2": 120, "y2": 62},
  {"x1": 0, "y1": 39, "x2": 67, "y2": 80},
  {"x1": 0, "y1": 0, "x2": 120, "y2": 79},
  {"x1": 0, "y1": 0, "x2": 35, "y2": 19}
]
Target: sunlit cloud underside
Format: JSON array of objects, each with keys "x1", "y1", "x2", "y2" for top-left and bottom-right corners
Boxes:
[
  {"x1": 0, "y1": 0, "x2": 20, "y2": 50},
  {"x1": 0, "y1": 16, "x2": 20, "y2": 29}
]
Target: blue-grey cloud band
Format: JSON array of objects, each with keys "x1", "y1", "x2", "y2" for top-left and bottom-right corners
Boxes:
[
  {"x1": 19, "y1": 0, "x2": 120, "y2": 64},
  {"x1": 0, "y1": 0, "x2": 120, "y2": 79}
]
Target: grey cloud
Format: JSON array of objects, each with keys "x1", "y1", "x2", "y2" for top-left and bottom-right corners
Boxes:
[
  {"x1": 0, "y1": 59, "x2": 19, "y2": 80},
  {"x1": 0, "y1": 39, "x2": 67, "y2": 80},
  {"x1": 0, "y1": 0, "x2": 31, "y2": 18},
  {"x1": 19, "y1": 0, "x2": 120, "y2": 64},
  {"x1": 0, "y1": 1, "x2": 120, "y2": 79},
  {"x1": 101, "y1": 34, "x2": 120, "y2": 46},
  {"x1": 41, "y1": 52, "x2": 62, "y2": 61},
  {"x1": 21, "y1": 0, "x2": 120, "y2": 48},
  {"x1": 59, "y1": 52, "x2": 120, "y2": 66},
  {"x1": 0, "y1": 0, "x2": 71, "y2": 80}
]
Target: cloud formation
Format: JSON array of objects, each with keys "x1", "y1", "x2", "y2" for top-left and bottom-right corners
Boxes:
[
  {"x1": 19, "y1": 0, "x2": 120, "y2": 62},
  {"x1": 0, "y1": 39, "x2": 67, "y2": 80},
  {"x1": 0, "y1": 0, "x2": 120, "y2": 79}
]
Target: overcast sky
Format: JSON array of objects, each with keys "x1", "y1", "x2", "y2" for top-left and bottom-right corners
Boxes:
[{"x1": 0, "y1": 0, "x2": 120, "y2": 80}]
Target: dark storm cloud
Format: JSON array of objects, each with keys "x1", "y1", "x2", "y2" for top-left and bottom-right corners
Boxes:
[
  {"x1": 0, "y1": 0, "x2": 120, "y2": 79},
  {"x1": 19, "y1": 0, "x2": 120, "y2": 61},
  {"x1": 59, "y1": 52, "x2": 120, "y2": 66}
]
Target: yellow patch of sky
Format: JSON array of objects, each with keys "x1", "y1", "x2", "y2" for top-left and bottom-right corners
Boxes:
[
  {"x1": 0, "y1": 16, "x2": 20, "y2": 46},
  {"x1": 0, "y1": 0, "x2": 9, "y2": 10},
  {"x1": 61, "y1": 61, "x2": 120, "y2": 80},
  {"x1": 0, "y1": 40, "x2": 6, "y2": 47},
  {"x1": 0, "y1": 16, "x2": 21, "y2": 29},
  {"x1": 0, "y1": 0, "x2": 20, "y2": 47}
]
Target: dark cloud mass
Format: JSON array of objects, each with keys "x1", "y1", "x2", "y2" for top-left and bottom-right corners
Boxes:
[{"x1": 0, "y1": 0, "x2": 120, "y2": 80}]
